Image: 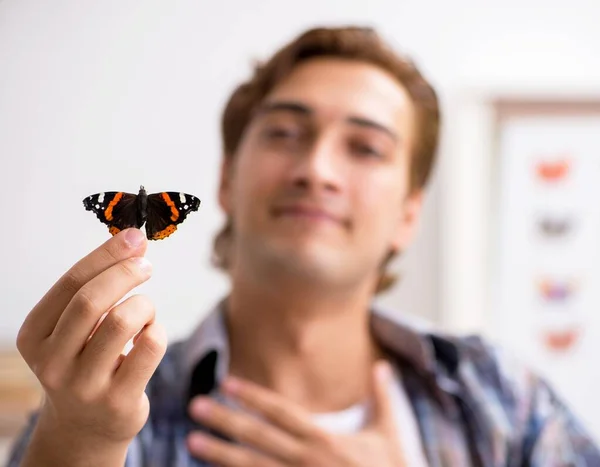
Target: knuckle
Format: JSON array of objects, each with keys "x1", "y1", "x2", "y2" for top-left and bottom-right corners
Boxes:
[
  {"x1": 106, "y1": 387, "x2": 144, "y2": 416},
  {"x1": 59, "y1": 271, "x2": 82, "y2": 296},
  {"x1": 104, "y1": 391, "x2": 128, "y2": 415},
  {"x1": 105, "y1": 311, "x2": 135, "y2": 336},
  {"x1": 71, "y1": 288, "x2": 98, "y2": 319},
  {"x1": 37, "y1": 361, "x2": 64, "y2": 391},
  {"x1": 140, "y1": 325, "x2": 167, "y2": 358},
  {"x1": 98, "y1": 244, "x2": 121, "y2": 264},
  {"x1": 140, "y1": 336, "x2": 165, "y2": 360},
  {"x1": 15, "y1": 326, "x2": 33, "y2": 356},
  {"x1": 71, "y1": 380, "x2": 99, "y2": 405}
]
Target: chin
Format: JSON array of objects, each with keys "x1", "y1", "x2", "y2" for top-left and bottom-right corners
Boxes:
[
  {"x1": 242, "y1": 230, "x2": 354, "y2": 280},
  {"x1": 264, "y1": 243, "x2": 348, "y2": 281}
]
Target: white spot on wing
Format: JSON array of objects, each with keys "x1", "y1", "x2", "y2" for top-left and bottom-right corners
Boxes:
[
  {"x1": 179, "y1": 193, "x2": 186, "y2": 204},
  {"x1": 98, "y1": 192, "x2": 105, "y2": 203},
  {"x1": 184, "y1": 204, "x2": 188, "y2": 209},
  {"x1": 95, "y1": 204, "x2": 100, "y2": 209}
]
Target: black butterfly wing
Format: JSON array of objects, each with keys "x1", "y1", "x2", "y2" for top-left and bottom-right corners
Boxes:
[
  {"x1": 145, "y1": 192, "x2": 201, "y2": 240},
  {"x1": 83, "y1": 191, "x2": 139, "y2": 236}
]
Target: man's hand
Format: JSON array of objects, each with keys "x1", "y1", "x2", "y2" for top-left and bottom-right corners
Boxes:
[
  {"x1": 16, "y1": 228, "x2": 167, "y2": 464},
  {"x1": 186, "y1": 361, "x2": 405, "y2": 466}
]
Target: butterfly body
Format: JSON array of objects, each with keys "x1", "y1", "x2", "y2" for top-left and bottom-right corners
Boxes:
[{"x1": 83, "y1": 185, "x2": 200, "y2": 240}]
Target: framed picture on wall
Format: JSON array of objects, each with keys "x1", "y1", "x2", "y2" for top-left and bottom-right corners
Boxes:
[
  {"x1": 440, "y1": 90, "x2": 600, "y2": 443},
  {"x1": 490, "y1": 99, "x2": 600, "y2": 439},
  {"x1": 491, "y1": 101, "x2": 600, "y2": 354}
]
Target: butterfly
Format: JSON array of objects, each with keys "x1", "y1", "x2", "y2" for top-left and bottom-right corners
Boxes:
[
  {"x1": 83, "y1": 185, "x2": 200, "y2": 240},
  {"x1": 535, "y1": 158, "x2": 570, "y2": 182},
  {"x1": 538, "y1": 278, "x2": 576, "y2": 302},
  {"x1": 541, "y1": 327, "x2": 581, "y2": 352},
  {"x1": 538, "y1": 216, "x2": 573, "y2": 237}
]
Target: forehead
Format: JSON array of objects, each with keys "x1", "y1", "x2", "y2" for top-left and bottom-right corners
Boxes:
[{"x1": 261, "y1": 58, "x2": 414, "y2": 127}]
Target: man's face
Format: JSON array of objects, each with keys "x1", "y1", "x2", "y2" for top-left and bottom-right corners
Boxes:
[{"x1": 220, "y1": 57, "x2": 423, "y2": 288}]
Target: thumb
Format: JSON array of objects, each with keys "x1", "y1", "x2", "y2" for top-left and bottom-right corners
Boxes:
[{"x1": 365, "y1": 360, "x2": 396, "y2": 435}]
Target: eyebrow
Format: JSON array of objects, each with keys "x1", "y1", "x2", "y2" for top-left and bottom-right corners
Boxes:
[{"x1": 254, "y1": 100, "x2": 400, "y2": 142}]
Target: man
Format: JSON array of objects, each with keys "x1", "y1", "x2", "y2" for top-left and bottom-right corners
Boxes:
[{"x1": 7, "y1": 26, "x2": 600, "y2": 467}]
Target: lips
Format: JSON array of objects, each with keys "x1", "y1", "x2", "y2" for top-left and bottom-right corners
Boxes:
[{"x1": 271, "y1": 204, "x2": 344, "y2": 225}]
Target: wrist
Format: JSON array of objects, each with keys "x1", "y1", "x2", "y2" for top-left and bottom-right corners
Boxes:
[{"x1": 21, "y1": 410, "x2": 131, "y2": 467}]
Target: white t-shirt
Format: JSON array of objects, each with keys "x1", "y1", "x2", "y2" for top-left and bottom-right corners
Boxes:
[
  {"x1": 312, "y1": 364, "x2": 429, "y2": 467},
  {"x1": 192, "y1": 308, "x2": 429, "y2": 465}
]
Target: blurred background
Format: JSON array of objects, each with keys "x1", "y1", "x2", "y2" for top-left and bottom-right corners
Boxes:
[{"x1": 2, "y1": 0, "x2": 600, "y2": 462}]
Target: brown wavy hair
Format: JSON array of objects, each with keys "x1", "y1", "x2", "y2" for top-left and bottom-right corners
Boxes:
[{"x1": 212, "y1": 26, "x2": 440, "y2": 294}]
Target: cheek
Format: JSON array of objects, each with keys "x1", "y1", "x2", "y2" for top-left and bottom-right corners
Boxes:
[
  {"x1": 231, "y1": 149, "x2": 284, "y2": 217},
  {"x1": 351, "y1": 172, "x2": 406, "y2": 236}
]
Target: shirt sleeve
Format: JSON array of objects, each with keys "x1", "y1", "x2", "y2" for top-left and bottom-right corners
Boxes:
[
  {"x1": 460, "y1": 335, "x2": 600, "y2": 466},
  {"x1": 524, "y1": 377, "x2": 600, "y2": 467},
  {"x1": 4, "y1": 410, "x2": 40, "y2": 467},
  {"x1": 4, "y1": 409, "x2": 145, "y2": 467}
]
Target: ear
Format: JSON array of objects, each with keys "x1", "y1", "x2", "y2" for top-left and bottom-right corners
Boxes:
[
  {"x1": 218, "y1": 155, "x2": 234, "y2": 215},
  {"x1": 390, "y1": 189, "x2": 424, "y2": 253}
]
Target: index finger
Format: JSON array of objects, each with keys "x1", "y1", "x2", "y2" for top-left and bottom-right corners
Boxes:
[
  {"x1": 365, "y1": 360, "x2": 397, "y2": 435},
  {"x1": 17, "y1": 228, "x2": 147, "y2": 356}
]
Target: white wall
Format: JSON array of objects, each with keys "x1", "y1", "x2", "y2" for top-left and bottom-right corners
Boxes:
[{"x1": 2, "y1": 0, "x2": 600, "y2": 347}]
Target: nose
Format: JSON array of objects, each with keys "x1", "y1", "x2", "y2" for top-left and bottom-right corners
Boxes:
[{"x1": 288, "y1": 135, "x2": 344, "y2": 194}]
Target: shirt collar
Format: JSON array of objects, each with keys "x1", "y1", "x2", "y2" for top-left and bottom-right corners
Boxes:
[{"x1": 180, "y1": 297, "x2": 460, "y2": 401}]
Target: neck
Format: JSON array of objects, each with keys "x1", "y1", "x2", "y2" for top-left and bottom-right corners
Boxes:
[{"x1": 225, "y1": 267, "x2": 385, "y2": 413}]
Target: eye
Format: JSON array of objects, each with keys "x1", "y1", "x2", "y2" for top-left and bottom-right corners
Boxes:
[
  {"x1": 350, "y1": 141, "x2": 383, "y2": 159},
  {"x1": 263, "y1": 125, "x2": 301, "y2": 140}
]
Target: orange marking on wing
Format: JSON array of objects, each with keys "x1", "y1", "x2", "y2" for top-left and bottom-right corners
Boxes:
[
  {"x1": 152, "y1": 224, "x2": 177, "y2": 240},
  {"x1": 161, "y1": 193, "x2": 179, "y2": 222},
  {"x1": 109, "y1": 226, "x2": 121, "y2": 236},
  {"x1": 105, "y1": 192, "x2": 123, "y2": 221}
]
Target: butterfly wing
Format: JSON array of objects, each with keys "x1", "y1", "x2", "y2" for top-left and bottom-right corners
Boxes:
[
  {"x1": 145, "y1": 192, "x2": 201, "y2": 240},
  {"x1": 83, "y1": 191, "x2": 139, "y2": 236}
]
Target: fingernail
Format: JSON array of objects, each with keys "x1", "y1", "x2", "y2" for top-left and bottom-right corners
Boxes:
[
  {"x1": 376, "y1": 361, "x2": 391, "y2": 382},
  {"x1": 188, "y1": 433, "x2": 207, "y2": 452},
  {"x1": 222, "y1": 376, "x2": 241, "y2": 394},
  {"x1": 192, "y1": 398, "x2": 211, "y2": 416},
  {"x1": 125, "y1": 228, "x2": 145, "y2": 247},
  {"x1": 133, "y1": 256, "x2": 152, "y2": 273}
]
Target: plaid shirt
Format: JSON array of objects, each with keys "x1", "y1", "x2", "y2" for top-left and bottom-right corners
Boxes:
[{"x1": 7, "y1": 299, "x2": 600, "y2": 466}]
